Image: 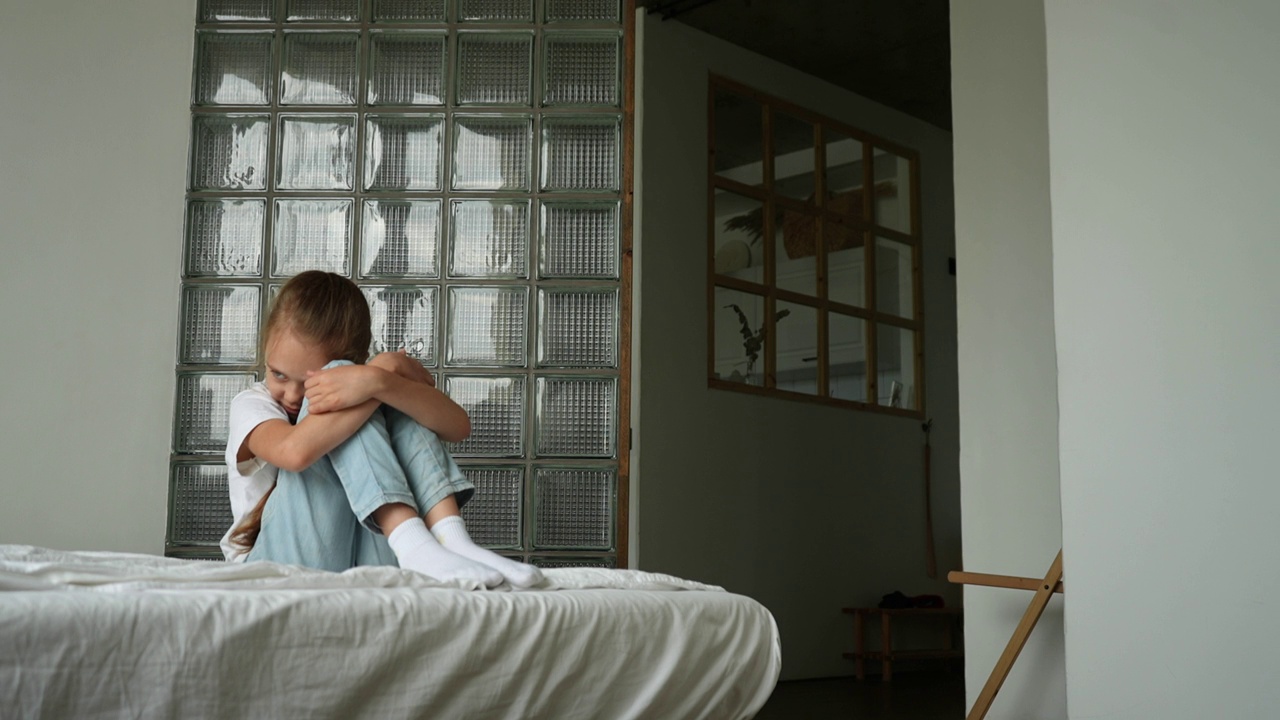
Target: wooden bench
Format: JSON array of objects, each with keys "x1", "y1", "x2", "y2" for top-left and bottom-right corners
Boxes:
[{"x1": 841, "y1": 606, "x2": 963, "y2": 681}]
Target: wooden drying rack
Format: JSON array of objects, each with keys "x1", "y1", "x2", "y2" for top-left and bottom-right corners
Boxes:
[{"x1": 948, "y1": 550, "x2": 1064, "y2": 720}]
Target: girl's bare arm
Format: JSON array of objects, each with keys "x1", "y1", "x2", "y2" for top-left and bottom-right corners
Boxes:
[
  {"x1": 304, "y1": 354, "x2": 471, "y2": 442},
  {"x1": 240, "y1": 399, "x2": 381, "y2": 472}
]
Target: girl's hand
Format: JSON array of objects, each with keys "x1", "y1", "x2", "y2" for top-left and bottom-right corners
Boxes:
[
  {"x1": 369, "y1": 349, "x2": 435, "y2": 387},
  {"x1": 304, "y1": 364, "x2": 385, "y2": 414}
]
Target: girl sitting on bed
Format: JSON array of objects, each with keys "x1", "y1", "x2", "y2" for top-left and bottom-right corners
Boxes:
[{"x1": 221, "y1": 270, "x2": 542, "y2": 588}]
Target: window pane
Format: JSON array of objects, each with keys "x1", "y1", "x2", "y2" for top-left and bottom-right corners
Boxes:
[
  {"x1": 713, "y1": 287, "x2": 765, "y2": 386},
  {"x1": 713, "y1": 88, "x2": 763, "y2": 186},
  {"x1": 875, "y1": 236, "x2": 914, "y2": 318},
  {"x1": 826, "y1": 216, "x2": 864, "y2": 308},
  {"x1": 825, "y1": 127, "x2": 865, "y2": 206},
  {"x1": 874, "y1": 148, "x2": 912, "y2": 233},
  {"x1": 777, "y1": 208, "x2": 817, "y2": 297},
  {"x1": 773, "y1": 112, "x2": 814, "y2": 201},
  {"x1": 775, "y1": 301, "x2": 818, "y2": 396},
  {"x1": 829, "y1": 312, "x2": 866, "y2": 402},
  {"x1": 876, "y1": 323, "x2": 916, "y2": 409},
  {"x1": 713, "y1": 190, "x2": 764, "y2": 283}
]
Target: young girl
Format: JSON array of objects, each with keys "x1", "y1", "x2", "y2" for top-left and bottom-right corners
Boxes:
[{"x1": 219, "y1": 270, "x2": 542, "y2": 588}]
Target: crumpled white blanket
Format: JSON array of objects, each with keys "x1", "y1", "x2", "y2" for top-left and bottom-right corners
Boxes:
[{"x1": 0, "y1": 544, "x2": 724, "y2": 593}]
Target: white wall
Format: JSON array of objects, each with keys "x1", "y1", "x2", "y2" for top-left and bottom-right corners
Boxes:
[
  {"x1": 0, "y1": 1, "x2": 193, "y2": 553},
  {"x1": 1045, "y1": 2, "x2": 1280, "y2": 717},
  {"x1": 637, "y1": 13, "x2": 958, "y2": 680},
  {"x1": 950, "y1": 2, "x2": 1067, "y2": 717}
]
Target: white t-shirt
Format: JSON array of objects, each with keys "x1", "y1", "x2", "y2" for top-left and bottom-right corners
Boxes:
[{"x1": 219, "y1": 382, "x2": 289, "y2": 562}]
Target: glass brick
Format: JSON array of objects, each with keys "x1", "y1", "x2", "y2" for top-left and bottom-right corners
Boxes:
[
  {"x1": 175, "y1": 372, "x2": 256, "y2": 454},
  {"x1": 363, "y1": 285, "x2": 437, "y2": 365},
  {"x1": 180, "y1": 284, "x2": 261, "y2": 365},
  {"x1": 286, "y1": 0, "x2": 360, "y2": 21},
  {"x1": 539, "y1": 201, "x2": 619, "y2": 279},
  {"x1": 448, "y1": 199, "x2": 529, "y2": 278},
  {"x1": 533, "y1": 467, "x2": 614, "y2": 550},
  {"x1": 190, "y1": 114, "x2": 269, "y2": 191},
  {"x1": 535, "y1": 376, "x2": 616, "y2": 457},
  {"x1": 545, "y1": 0, "x2": 619, "y2": 22},
  {"x1": 458, "y1": 0, "x2": 533, "y2": 22},
  {"x1": 185, "y1": 198, "x2": 264, "y2": 277},
  {"x1": 361, "y1": 199, "x2": 440, "y2": 279},
  {"x1": 459, "y1": 466, "x2": 523, "y2": 548},
  {"x1": 364, "y1": 115, "x2": 444, "y2": 190},
  {"x1": 530, "y1": 555, "x2": 616, "y2": 568},
  {"x1": 451, "y1": 114, "x2": 532, "y2": 191},
  {"x1": 444, "y1": 375, "x2": 526, "y2": 457},
  {"x1": 446, "y1": 286, "x2": 528, "y2": 367},
  {"x1": 277, "y1": 114, "x2": 356, "y2": 190},
  {"x1": 199, "y1": 0, "x2": 273, "y2": 22},
  {"x1": 169, "y1": 463, "x2": 233, "y2": 546},
  {"x1": 537, "y1": 287, "x2": 618, "y2": 368},
  {"x1": 540, "y1": 115, "x2": 620, "y2": 192},
  {"x1": 455, "y1": 32, "x2": 534, "y2": 106},
  {"x1": 368, "y1": 32, "x2": 447, "y2": 105},
  {"x1": 281, "y1": 32, "x2": 359, "y2": 105},
  {"x1": 372, "y1": 0, "x2": 447, "y2": 22},
  {"x1": 542, "y1": 32, "x2": 620, "y2": 107},
  {"x1": 272, "y1": 198, "x2": 352, "y2": 276},
  {"x1": 194, "y1": 31, "x2": 273, "y2": 106}
]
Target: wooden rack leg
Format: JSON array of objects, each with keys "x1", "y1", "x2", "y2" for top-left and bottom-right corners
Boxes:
[{"x1": 966, "y1": 550, "x2": 1064, "y2": 720}]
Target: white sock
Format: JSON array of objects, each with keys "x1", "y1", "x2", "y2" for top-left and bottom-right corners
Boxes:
[
  {"x1": 431, "y1": 515, "x2": 545, "y2": 588},
  {"x1": 387, "y1": 517, "x2": 502, "y2": 587}
]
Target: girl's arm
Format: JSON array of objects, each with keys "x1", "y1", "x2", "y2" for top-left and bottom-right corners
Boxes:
[
  {"x1": 304, "y1": 354, "x2": 471, "y2": 442},
  {"x1": 241, "y1": 399, "x2": 381, "y2": 472}
]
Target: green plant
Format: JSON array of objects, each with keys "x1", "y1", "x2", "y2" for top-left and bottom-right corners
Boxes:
[{"x1": 724, "y1": 303, "x2": 791, "y2": 373}]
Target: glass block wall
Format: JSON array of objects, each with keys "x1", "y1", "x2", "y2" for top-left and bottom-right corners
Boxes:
[{"x1": 169, "y1": 0, "x2": 631, "y2": 569}]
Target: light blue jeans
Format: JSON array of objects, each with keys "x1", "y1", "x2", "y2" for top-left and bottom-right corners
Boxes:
[{"x1": 247, "y1": 361, "x2": 474, "y2": 572}]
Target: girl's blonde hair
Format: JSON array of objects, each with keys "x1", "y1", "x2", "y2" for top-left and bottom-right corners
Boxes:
[{"x1": 230, "y1": 270, "x2": 373, "y2": 551}]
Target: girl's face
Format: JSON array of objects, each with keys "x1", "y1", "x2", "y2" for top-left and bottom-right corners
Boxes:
[{"x1": 264, "y1": 328, "x2": 330, "y2": 418}]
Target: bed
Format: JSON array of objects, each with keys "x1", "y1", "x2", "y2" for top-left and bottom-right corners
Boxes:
[{"x1": 0, "y1": 545, "x2": 780, "y2": 719}]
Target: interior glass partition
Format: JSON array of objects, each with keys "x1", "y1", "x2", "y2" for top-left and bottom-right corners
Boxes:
[{"x1": 169, "y1": 0, "x2": 632, "y2": 567}]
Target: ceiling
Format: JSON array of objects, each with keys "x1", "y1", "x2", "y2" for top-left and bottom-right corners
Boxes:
[{"x1": 638, "y1": 0, "x2": 952, "y2": 130}]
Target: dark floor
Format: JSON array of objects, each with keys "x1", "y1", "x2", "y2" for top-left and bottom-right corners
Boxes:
[{"x1": 754, "y1": 671, "x2": 965, "y2": 719}]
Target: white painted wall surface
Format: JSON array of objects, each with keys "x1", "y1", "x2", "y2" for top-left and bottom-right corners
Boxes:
[
  {"x1": 950, "y1": 2, "x2": 1067, "y2": 717},
  {"x1": 637, "y1": 13, "x2": 958, "y2": 680},
  {"x1": 0, "y1": 1, "x2": 192, "y2": 553},
  {"x1": 1045, "y1": 2, "x2": 1280, "y2": 717}
]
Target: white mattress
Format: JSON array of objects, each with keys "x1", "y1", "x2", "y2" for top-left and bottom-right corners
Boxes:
[{"x1": 0, "y1": 545, "x2": 780, "y2": 719}]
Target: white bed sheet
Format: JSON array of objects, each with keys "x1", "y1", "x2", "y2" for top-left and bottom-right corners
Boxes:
[{"x1": 0, "y1": 545, "x2": 780, "y2": 719}]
